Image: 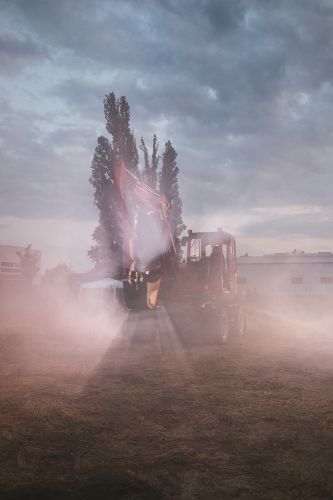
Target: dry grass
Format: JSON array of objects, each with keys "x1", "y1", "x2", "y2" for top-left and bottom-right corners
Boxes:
[{"x1": 0, "y1": 291, "x2": 333, "y2": 499}]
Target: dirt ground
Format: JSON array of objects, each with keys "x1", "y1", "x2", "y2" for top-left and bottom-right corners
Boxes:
[{"x1": 0, "y1": 290, "x2": 333, "y2": 499}]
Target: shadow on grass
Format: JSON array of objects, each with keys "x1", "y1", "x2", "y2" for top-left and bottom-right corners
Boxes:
[{"x1": 2, "y1": 468, "x2": 163, "y2": 500}]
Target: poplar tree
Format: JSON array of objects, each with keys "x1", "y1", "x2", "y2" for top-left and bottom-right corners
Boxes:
[
  {"x1": 89, "y1": 93, "x2": 138, "y2": 273},
  {"x1": 88, "y1": 136, "x2": 121, "y2": 268},
  {"x1": 104, "y1": 93, "x2": 138, "y2": 175},
  {"x1": 159, "y1": 141, "x2": 186, "y2": 262},
  {"x1": 140, "y1": 134, "x2": 159, "y2": 189},
  {"x1": 89, "y1": 93, "x2": 185, "y2": 273}
]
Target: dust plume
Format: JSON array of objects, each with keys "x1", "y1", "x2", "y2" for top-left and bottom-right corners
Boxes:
[
  {"x1": 0, "y1": 281, "x2": 127, "y2": 388},
  {"x1": 245, "y1": 274, "x2": 333, "y2": 374}
]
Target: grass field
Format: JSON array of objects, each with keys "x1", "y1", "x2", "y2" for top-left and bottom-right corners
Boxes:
[{"x1": 0, "y1": 291, "x2": 333, "y2": 499}]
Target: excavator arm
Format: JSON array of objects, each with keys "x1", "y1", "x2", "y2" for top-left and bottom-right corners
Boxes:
[{"x1": 113, "y1": 161, "x2": 177, "y2": 309}]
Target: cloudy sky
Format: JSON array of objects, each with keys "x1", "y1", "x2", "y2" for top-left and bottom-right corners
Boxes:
[{"x1": 1, "y1": 0, "x2": 333, "y2": 271}]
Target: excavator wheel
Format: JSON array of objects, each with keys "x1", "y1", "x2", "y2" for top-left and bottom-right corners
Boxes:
[
  {"x1": 236, "y1": 305, "x2": 248, "y2": 336},
  {"x1": 220, "y1": 309, "x2": 230, "y2": 344}
]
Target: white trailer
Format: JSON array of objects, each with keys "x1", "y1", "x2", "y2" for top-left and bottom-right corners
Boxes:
[{"x1": 237, "y1": 252, "x2": 333, "y2": 297}]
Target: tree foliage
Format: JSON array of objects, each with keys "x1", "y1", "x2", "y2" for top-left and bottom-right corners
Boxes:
[
  {"x1": 159, "y1": 141, "x2": 186, "y2": 262},
  {"x1": 89, "y1": 93, "x2": 139, "y2": 273},
  {"x1": 140, "y1": 134, "x2": 159, "y2": 189},
  {"x1": 89, "y1": 93, "x2": 185, "y2": 273},
  {"x1": 43, "y1": 263, "x2": 71, "y2": 288},
  {"x1": 104, "y1": 93, "x2": 138, "y2": 175},
  {"x1": 89, "y1": 136, "x2": 116, "y2": 268},
  {"x1": 16, "y1": 244, "x2": 39, "y2": 288}
]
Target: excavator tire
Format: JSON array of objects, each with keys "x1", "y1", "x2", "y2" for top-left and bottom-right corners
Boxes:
[
  {"x1": 236, "y1": 305, "x2": 247, "y2": 336},
  {"x1": 220, "y1": 309, "x2": 230, "y2": 343}
]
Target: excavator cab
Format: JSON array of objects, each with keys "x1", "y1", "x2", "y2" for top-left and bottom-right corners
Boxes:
[
  {"x1": 181, "y1": 229, "x2": 237, "y2": 291},
  {"x1": 178, "y1": 228, "x2": 247, "y2": 342}
]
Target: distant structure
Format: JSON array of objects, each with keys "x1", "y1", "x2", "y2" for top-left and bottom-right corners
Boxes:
[
  {"x1": 237, "y1": 252, "x2": 333, "y2": 296},
  {"x1": 0, "y1": 244, "x2": 41, "y2": 286}
]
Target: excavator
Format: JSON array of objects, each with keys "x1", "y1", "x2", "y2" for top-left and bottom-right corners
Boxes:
[{"x1": 114, "y1": 161, "x2": 247, "y2": 341}]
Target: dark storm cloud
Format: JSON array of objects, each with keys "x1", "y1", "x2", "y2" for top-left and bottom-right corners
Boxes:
[
  {"x1": 0, "y1": 29, "x2": 48, "y2": 74},
  {"x1": 0, "y1": 100, "x2": 96, "y2": 219},
  {"x1": 52, "y1": 79, "x2": 109, "y2": 121},
  {"x1": 1, "y1": 0, "x2": 333, "y2": 244}
]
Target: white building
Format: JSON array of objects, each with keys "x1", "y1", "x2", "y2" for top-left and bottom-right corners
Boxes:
[
  {"x1": 237, "y1": 252, "x2": 333, "y2": 296},
  {"x1": 0, "y1": 244, "x2": 41, "y2": 286}
]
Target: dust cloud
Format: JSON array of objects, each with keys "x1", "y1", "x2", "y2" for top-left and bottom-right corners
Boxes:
[
  {"x1": 245, "y1": 288, "x2": 333, "y2": 376},
  {"x1": 0, "y1": 282, "x2": 127, "y2": 388}
]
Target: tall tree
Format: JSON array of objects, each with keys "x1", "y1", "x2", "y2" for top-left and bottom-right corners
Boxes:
[
  {"x1": 104, "y1": 93, "x2": 138, "y2": 175},
  {"x1": 89, "y1": 136, "x2": 119, "y2": 269},
  {"x1": 159, "y1": 141, "x2": 186, "y2": 262},
  {"x1": 89, "y1": 93, "x2": 139, "y2": 273},
  {"x1": 135, "y1": 135, "x2": 161, "y2": 268},
  {"x1": 89, "y1": 93, "x2": 186, "y2": 274},
  {"x1": 16, "y1": 244, "x2": 39, "y2": 289},
  {"x1": 140, "y1": 134, "x2": 159, "y2": 189}
]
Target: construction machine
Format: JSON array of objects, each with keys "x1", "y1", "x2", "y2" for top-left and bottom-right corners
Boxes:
[{"x1": 114, "y1": 161, "x2": 246, "y2": 341}]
